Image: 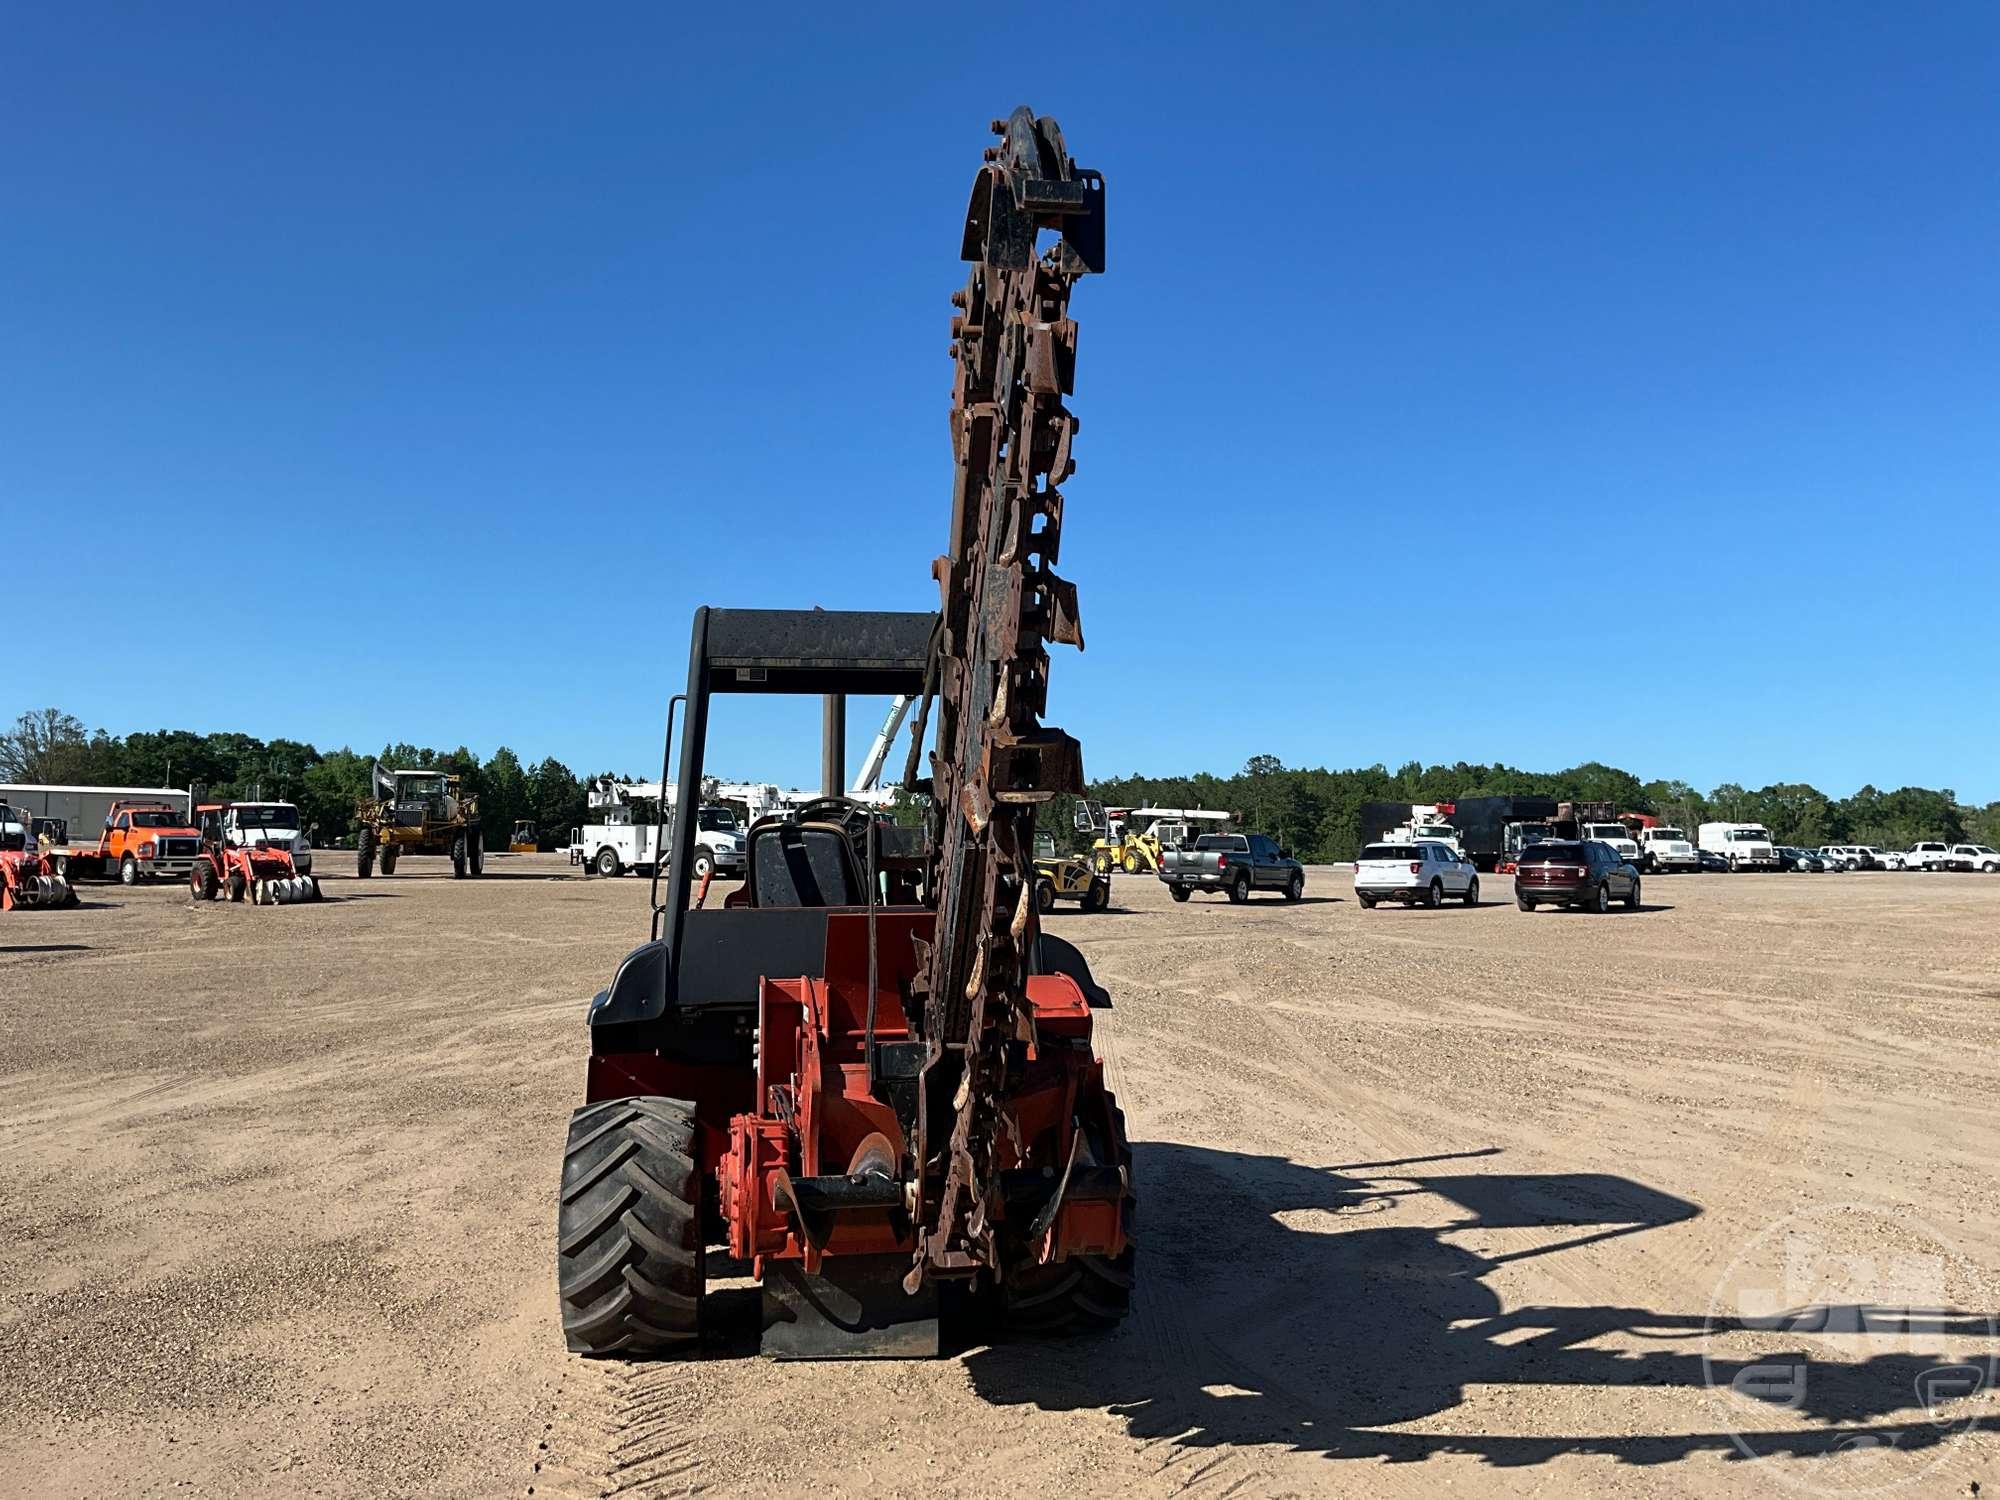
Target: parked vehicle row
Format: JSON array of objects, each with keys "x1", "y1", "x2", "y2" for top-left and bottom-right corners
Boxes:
[
  {"x1": 1893, "y1": 841, "x2": 2000, "y2": 872},
  {"x1": 1120, "y1": 824, "x2": 1992, "y2": 916},
  {"x1": 1807, "y1": 842, "x2": 1999, "y2": 872}
]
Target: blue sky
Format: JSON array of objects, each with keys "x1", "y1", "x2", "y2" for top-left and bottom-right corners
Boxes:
[{"x1": 5, "y1": 4, "x2": 1995, "y2": 800}]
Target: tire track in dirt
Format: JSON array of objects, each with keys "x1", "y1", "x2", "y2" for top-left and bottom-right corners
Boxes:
[{"x1": 533, "y1": 1357, "x2": 710, "y2": 1498}]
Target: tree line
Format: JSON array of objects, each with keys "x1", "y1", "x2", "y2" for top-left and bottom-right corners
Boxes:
[
  {"x1": 0, "y1": 708, "x2": 608, "y2": 851},
  {"x1": 1046, "y1": 756, "x2": 1999, "y2": 863},
  {"x1": 8, "y1": 706, "x2": 1993, "y2": 863}
]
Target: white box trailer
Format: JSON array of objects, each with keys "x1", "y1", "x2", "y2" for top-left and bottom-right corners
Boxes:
[{"x1": 0, "y1": 783, "x2": 190, "y2": 843}]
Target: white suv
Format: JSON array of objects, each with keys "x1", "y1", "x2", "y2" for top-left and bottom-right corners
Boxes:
[{"x1": 1354, "y1": 841, "x2": 1479, "y2": 909}]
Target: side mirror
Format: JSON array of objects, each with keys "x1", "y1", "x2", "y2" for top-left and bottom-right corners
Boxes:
[{"x1": 1280, "y1": 847, "x2": 1292, "y2": 859}]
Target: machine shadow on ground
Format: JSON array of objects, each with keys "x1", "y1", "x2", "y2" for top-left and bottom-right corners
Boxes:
[
  {"x1": 1519, "y1": 904, "x2": 1675, "y2": 917},
  {"x1": 962, "y1": 1144, "x2": 1986, "y2": 1472},
  {"x1": 327, "y1": 870, "x2": 566, "y2": 883},
  {"x1": 1167, "y1": 897, "x2": 1344, "y2": 909}
]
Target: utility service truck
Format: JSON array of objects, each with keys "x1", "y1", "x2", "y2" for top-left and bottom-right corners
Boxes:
[
  {"x1": 1358, "y1": 802, "x2": 1463, "y2": 858},
  {"x1": 571, "y1": 780, "x2": 748, "y2": 880}
]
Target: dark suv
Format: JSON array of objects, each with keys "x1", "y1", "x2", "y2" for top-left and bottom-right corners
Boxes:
[{"x1": 1514, "y1": 840, "x2": 1640, "y2": 913}]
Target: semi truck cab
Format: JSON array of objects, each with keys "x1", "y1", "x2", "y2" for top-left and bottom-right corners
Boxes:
[{"x1": 1636, "y1": 827, "x2": 1699, "y2": 871}]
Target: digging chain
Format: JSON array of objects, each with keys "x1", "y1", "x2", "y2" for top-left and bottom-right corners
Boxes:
[{"x1": 910, "y1": 107, "x2": 1104, "y2": 1285}]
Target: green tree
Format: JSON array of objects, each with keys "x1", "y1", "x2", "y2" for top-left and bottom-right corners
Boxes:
[
  {"x1": 299, "y1": 749, "x2": 373, "y2": 845},
  {"x1": 527, "y1": 757, "x2": 586, "y2": 851},
  {"x1": 480, "y1": 747, "x2": 531, "y2": 850},
  {"x1": 0, "y1": 708, "x2": 96, "y2": 782},
  {"x1": 1965, "y1": 802, "x2": 2000, "y2": 847}
]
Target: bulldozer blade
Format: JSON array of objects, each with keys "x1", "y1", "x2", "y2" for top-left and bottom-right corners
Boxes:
[{"x1": 761, "y1": 1254, "x2": 940, "y2": 1360}]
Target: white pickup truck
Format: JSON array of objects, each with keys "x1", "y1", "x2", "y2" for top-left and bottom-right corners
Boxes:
[
  {"x1": 1698, "y1": 822, "x2": 1778, "y2": 871},
  {"x1": 1953, "y1": 844, "x2": 2000, "y2": 873},
  {"x1": 1635, "y1": 827, "x2": 1699, "y2": 872},
  {"x1": 1903, "y1": 841, "x2": 1998, "y2": 872}
]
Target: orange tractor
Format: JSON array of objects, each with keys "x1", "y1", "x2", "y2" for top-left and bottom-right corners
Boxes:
[
  {"x1": 188, "y1": 802, "x2": 322, "y2": 905},
  {"x1": 557, "y1": 109, "x2": 1128, "y2": 1359},
  {"x1": 0, "y1": 801, "x2": 77, "y2": 911}
]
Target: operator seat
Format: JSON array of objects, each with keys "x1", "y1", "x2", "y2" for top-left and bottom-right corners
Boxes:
[{"x1": 747, "y1": 819, "x2": 865, "y2": 908}]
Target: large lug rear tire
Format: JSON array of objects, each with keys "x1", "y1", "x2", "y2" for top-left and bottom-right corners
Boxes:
[
  {"x1": 558, "y1": 1096, "x2": 703, "y2": 1356},
  {"x1": 191, "y1": 860, "x2": 218, "y2": 901},
  {"x1": 999, "y1": 1102, "x2": 1134, "y2": 1336},
  {"x1": 451, "y1": 834, "x2": 467, "y2": 879},
  {"x1": 357, "y1": 827, "x2": 376, "y2": 879},
  {"x1": 1121, "y1": 852, "x2": 1141, "y2": 876},
  {"x1": 467, "y1": 832, "x2": 484, "y2": 877},
  {"x1": 380, "y1": 844, "x2": 399, "y2": 875}
]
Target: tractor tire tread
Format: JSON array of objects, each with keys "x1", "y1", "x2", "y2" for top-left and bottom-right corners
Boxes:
[{"x1": 558, "y1": 1096, "x2": 703, "y2": 1355}]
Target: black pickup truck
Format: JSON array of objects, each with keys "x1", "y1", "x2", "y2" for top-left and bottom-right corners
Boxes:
[{"x1": 1157, "y1": 833, "x2": 1304, "y2": 903}]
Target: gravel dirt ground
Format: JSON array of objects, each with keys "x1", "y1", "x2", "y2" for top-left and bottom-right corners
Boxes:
[{"x1": 2, "y1": 856, "x2": 1995, "y2": 1498}]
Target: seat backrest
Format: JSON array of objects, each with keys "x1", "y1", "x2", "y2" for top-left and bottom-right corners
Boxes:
[{"x1": 749, "y1": 820, "x2": 864, "y2": 908}]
